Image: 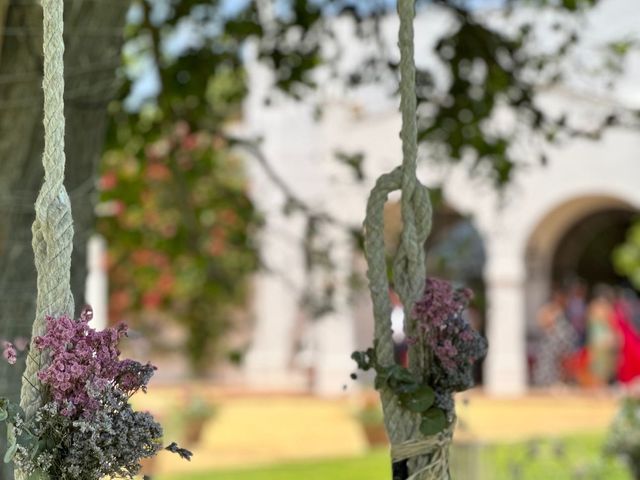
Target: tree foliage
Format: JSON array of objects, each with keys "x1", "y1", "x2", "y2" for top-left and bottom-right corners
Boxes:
[
  {"x1": 614, "y1": 222, "x2": 640, "y2": 290},
  {"x1": 99, "y1": 0, "x2": 632, "y2": 371},
  {"x1": 99, "y1": 122, "x2": 259, "y2": 371}
]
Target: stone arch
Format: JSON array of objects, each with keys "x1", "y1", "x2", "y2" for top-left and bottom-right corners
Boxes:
[
  {"x1": 524, "y1": 195, "x2": 636, "y2": 326},
  {"x1": 523, "y1": 194, "x2": 639, "y2": 384}
]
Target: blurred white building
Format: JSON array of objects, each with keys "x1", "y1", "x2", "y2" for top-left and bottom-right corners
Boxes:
[{"x1": 241, "y1": 0, "x2": 640, "y2": 396}]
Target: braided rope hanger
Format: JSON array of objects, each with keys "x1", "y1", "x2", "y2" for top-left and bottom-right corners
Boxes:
[
  {"x1": 16, "y1": 0, "x2": 74, "y2": 478},
  {"x1": 363, "y1": 1, "x2": 453, "y2": 478}
]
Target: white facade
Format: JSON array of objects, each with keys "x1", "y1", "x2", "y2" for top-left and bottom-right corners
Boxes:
[{"x1": 242, "y1": 0, "x2": 640, "y2": 395}]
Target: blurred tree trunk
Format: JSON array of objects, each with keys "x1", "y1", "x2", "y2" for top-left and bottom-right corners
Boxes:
[{"x1": 0, "y1": 1, "x2": 129, "y2": 478}]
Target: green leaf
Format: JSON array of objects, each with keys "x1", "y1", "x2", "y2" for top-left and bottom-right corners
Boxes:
[
  {"x1": 399, "y1": 386, "x2": 435, "y2": 413},
  {"x1": 0, "y1": 408, "x2": 7, "y2": 422},
  {"x1": 351, "y1": 349, "x2": 374, "y2": 371},
  {"x1": 387, "y1": 365, "x2": 415, "y2": 388},
  {"x1": 374, "y1": 366, "x2": 391, "y2": 390},
  {"x1": 4, "y1": 441, "x2": 17, "y2": 463},
  {"x1": 420, "y1": 408, "x2": 448, "y2": 436},
  {"x1": 30, "y1": 439, "x2": 47, "y2": 461},
  {"x1": 395, "y1": 382, "x2": 420, "y2": 395}
]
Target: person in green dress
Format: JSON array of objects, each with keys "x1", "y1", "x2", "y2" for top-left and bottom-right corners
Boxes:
[{"x1": 587, "y1": 285, "x2": 619, "y2": 387}]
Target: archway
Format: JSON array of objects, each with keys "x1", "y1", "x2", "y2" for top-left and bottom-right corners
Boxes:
[
  {"x1": 524, "y1": 195, "x2": 638, "y2": 384},
  {"x1": 552, "y1": 209, "x2": 637, "y2": 288}
]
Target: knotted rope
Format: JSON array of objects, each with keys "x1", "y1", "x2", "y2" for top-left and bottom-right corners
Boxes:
[
  {"x1": 363, "y1": 1, "x2": 453, "y2": 478},
  {"x1": 16, "y1": 0, "x2": 74, "y2": 477}
]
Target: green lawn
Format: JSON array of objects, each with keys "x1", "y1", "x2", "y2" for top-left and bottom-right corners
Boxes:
[
  {"x1": 157, "y1": 433, "x2": 631, "y2": 480},
  {"x1": 156, "y1": 451, "x2": 390, "y2": 480},
  {"x1": 459, "y1": 433, "x2": 631, "y2": 480}
]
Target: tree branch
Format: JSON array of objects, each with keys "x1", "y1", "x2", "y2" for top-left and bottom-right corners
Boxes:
[{"x1": 227, "y1": 135, "x2": 357, "y2": 232}]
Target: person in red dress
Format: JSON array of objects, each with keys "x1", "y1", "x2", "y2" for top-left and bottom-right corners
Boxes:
[{"x1": 613, "y1": 290, "x2": 640, "y2": 384}]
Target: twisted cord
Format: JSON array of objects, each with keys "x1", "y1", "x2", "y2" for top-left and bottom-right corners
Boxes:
[
  {"x1": 365, "y1": 168, "x2": 411, "y2": 447},
  {"x1": 16, "y1": 1, "x2": 74, "y2": 477},
  {"x1": 363, "y1": 0, "x2": 450, "y2": 478},
  {"x1": 394, "y1": 0, "x2": 427, "y2": 368}
]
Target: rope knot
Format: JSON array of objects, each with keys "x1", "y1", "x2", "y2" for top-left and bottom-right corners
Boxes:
[
  {"x1": 390, "y1": 419, "x2": 455, "y2": 480},
  {"x1": 361, "y1": 0, "x2": 456, "y2": 477},
  {"x1": 394, "y1": 173, "x2": 432, "y2": 311}
]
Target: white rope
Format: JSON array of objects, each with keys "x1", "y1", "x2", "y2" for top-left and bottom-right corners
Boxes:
[
  {"x1": 363, "y1": 1, "x2": 452, "y2": 478},
  {"x1": 16, "y1": 0, "x2": 74, "y2": 477}
]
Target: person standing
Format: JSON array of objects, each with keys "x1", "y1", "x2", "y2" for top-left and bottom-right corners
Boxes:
[
  {"x1": 613, "y1": 289, "x2": 640, "y2": 384},
  {"x1": 534, "y1": 288, "x2": 577, "y2": 387},
  {"x1": 587, "y1": 285, "x2": 618, "y2": 387},
  {"x1": 566, "y1": 280, "x2": 588, "y2": 348}
]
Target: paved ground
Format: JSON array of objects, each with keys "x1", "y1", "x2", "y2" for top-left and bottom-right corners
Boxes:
[
  {"x1": 136, "y1": 386, "x2": 619, "y2": 476},
  {"x1": 455, "y1": 389, "x2": 618, "y2": 442}
]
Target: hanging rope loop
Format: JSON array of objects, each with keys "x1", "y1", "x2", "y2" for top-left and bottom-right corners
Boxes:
[
  {"x1": 395, "y1": 0, "x2": 429, "y2": 337},
  {"x1": 362, "y1": 0, "x2": 454, "y2": 478},
  {"x1": 19, "y1": 0, "x2": 74, "y2": 438}
]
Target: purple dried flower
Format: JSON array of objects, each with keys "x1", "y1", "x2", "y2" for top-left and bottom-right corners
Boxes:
[
  {"x1": 412, "y1": 278, "x2": 487, "y2": 396},
  {"x1": 413, "y1": 278, "x2": 471, "y2": 333},
  {"x1": 13, "y1": 306, "x2": 178, "y2": 479},
  {"x1": 2, "y1": 341, "x2": 17, "y2": 365},
  {"x1": 116, "y1": 359, "x2": 157, "y2": 395},
  {"x1": 34, "y1": 308, "x2": 155, "y2": 418},
  {"x1": 79, "y1": 305, "x2": 94, "y2": 322}
]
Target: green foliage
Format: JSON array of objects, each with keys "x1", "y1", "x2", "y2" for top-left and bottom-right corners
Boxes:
[
  {"x1": 420, "y1": 408, "x2": 447, "y2": 436},
  {"x1": 614, "y1": 221, "x2": 640, "y2": 289},
  {"x1": 181, "y1": 396, "x2": 217, "y2": 423},
  {"x1": 412, "y1": 2, "x2": 606, "y2": 187},
  {"x1": 156, "y1": 433, "x2": 630, "y2": 480},
  {"x1": 334, "y1": 151, "x2": 366, "y2": 182},
  {"x1": 99, "y1": 124, "x2": 260, "y2": 371},
  {"x1": 605, "y1": 397, "x2": 640, "y2": 480},
  {"x1": 100, "y1": 0, "x2": 283, "y2": 372},
  {"x1": 351, "y1": 348, "x2": 448, "y2": 435},
  {"x1": 158, "y1": 449, "x2": 391, "y2": 480},
  {"x1": 339, "y1": 0, "x2": 630, "y2": 188},
  {"x1": 483, "y1": 433, "x2": 629, "y2": 480},
  {"x1": 399, "y1": 385, "x2": 435, "y2": 413},
  {"x1": 353, "y1": 402, "x2": 384, "y2": 427},
  {"x1": 0, "y1": 398, "x2": 31, "y2": 466},
  {"x1": 100, "y1": 0, "x2": 628, "y2": 372}
]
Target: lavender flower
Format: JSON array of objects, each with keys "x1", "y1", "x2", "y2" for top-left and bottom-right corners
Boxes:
[
  {"x1": 413, "y1": 278, "x2": 488, "y2": 396},
  {"x1": 34, "y1": 307, "x2": 154, "y2": 418},
  {"x1": 116, "y1": 359, "x2": 157, "y2": 395},
  {"x1": 15, "y1": 389, "x2": 163, "y2": 480},
  {"x1": 2, "y1": 341, "x2": 16, "y2": 365},
  {"x1": 5, "y1": 306, "x2": 177, "y2": 479}
]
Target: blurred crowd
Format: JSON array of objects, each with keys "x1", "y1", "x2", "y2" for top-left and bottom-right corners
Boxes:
[{"x1": 532, "y1": 281, "x2": 640, "y2": 388}]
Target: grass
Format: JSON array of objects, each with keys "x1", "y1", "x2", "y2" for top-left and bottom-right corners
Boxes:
[
  {"x1": 157, "y1": 432, "x2": 632, "y2": 480},
  {"x1": 156, "y1": 450, "x2": 390, "y2": 480},
  {"x1": 460, "y1": 432, "x2": 631, "y2": 480}
]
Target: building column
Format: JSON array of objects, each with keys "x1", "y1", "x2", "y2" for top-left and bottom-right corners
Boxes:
[
  {"x1": 243, "y1": 212, "x2": 308, "y2": 391},
  {"x1": 483, "y1": 254, "x2": 528, "y2": 396},
  {"x1": 311, "y1": 314, "x2": 356, "y2": 395},
  {"x1": 85, "y1": 235, "x2": 108, "y2": 331},
  {"x1": 243, "y1": 271, "x2": 307, "y2": 390},
  {"x1": 311, "y1": 228, "x2": 356, "y2": 396}
]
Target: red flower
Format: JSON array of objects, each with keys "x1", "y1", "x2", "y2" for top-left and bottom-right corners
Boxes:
[{"x1": 99, "y1": 171, "x2": 118, "y2": 191}]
